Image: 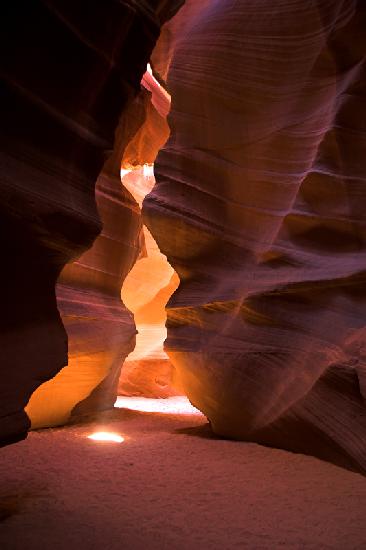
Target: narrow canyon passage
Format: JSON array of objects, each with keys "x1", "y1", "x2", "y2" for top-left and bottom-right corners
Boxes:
[
  {"x1": 119, "y1": 164, "x2": 181, "y2": 398},
  {"x1": 1, "y1": 1, "x2": 366, "y2": 548},
  {"x1": 23, "y1": 61, "x2": 182, "y2": 428}
]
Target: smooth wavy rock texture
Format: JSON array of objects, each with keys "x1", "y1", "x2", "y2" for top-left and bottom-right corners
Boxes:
[
  {"x1": 151, "y1": 0, "x2": 213, "y2": 83},
  {"x1": 0, "y1": 0, "x2": 183, "y2": 441},
  {"x1": 119, "y1": 72, "x2": 181, "y2": 399},
  {"x1": 119, "y1": 170, "x2": 181, "y2": 397},
  {"x1": 25, "y1": 106, "x2": 144, "y2": 427},
  {"x1": 144, "y1": 0, "x2": 366, "y2": 473}
]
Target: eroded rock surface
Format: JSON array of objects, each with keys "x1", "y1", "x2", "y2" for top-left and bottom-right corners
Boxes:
[
  {"x1": 26, "y1": 105, "x2": 144, "y2": 427},
  {"x1": 1, "y1": 0, "x2": 183, "y2": 439},
  {"x1": 119, "y1": 71, "x2": 181, "y2": 399},
  {"x1": 144, "y1": 0, "x2": 366, "y2": 472}
]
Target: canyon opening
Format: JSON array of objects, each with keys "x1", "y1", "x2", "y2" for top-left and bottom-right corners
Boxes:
[{"x1": 1, "y1": 1, "x2": 366, "y2": 549}]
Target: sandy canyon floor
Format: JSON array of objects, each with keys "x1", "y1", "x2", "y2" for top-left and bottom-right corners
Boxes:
[{"x1": 1, "y1": 397, "x2": 366, "y2": 550}]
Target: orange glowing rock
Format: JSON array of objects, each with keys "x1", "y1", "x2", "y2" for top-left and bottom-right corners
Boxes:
[
  {"x1": 24, "y1": 61, "x2": 179, "y2": 428},
  {"x1": 119, "y1": 168, "x2": 181, "y2": 398},
  {"x1": 118, "y1": 69, "x2": 181, "y2": 398},
  {"x1": 25, "y1": 94, "x2": 147, "y2": 429}
]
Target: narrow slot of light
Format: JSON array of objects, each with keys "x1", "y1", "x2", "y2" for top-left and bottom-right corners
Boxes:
[
  {"x1": 114, "y1": 396, "x2": 204, "y2": 416},
  {"x1": 120, "y1": 168, "x2": 132, "y2": 179},
  {"x1": 87, "y1": 432, "x2": 124, "y2": 443},
  {"x1": 143, "y1": 164, "x2": 154, "y2": 178}
]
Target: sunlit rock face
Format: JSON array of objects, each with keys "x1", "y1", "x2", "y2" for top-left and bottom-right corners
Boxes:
[
  {"x1": 1, "y1": 0, "x2": 183, "y2": 440},
  {"x1": 119, "y1": 168, "x2": 181, "y2": 398},
  {"x1": 144, "y1": 0, "x2": 366, "y2": 473},
  {"x1": 25, "y1": 105, "x2": 144, "y2": 428},
  {"x1": 118, "y1": 66, "x2": 181, "y2": 398}
]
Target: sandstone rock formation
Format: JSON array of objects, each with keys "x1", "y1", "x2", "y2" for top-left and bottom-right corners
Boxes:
[
  {"x1": 151, "y1": 0, "x2": 213, "y2": 84},
  {"x1": 118, "y1": 70, "x2": 181, "y2": 398},
  {"x1": 27, "y1": 68, "x2": 176, "y2": 426},
  {"x1": 119, "y1": 168, "x2": 180, "y2": 398},
  {"x1": 1, "y1": 0, "x2": 183, "y2": 441},
  {"x1": 144, "y1": 0, "x2": 366, "y2": 473},
  {"x1": 25, "y1": 103, "x2": 145, "y2": 428}
]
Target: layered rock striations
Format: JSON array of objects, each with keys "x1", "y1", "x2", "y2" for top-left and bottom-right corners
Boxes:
[
  {"x1": 151, "y1": 0, "x2": 212, "y2": 84},
  {"x1": 25, "y1": 99, "x2": 146, "y2": 428},
  {"x1": 144, "y1": 0, "x2": 366, "y2": 472},
  {"x1": 120, "y1": 168, "x2": 180, "y2": 398},
  {"x1": 118, "y1": 70, "x2": 181, "y2": 398},
  {"x1": 1, "y1": 0, "x2": 183, "y2": 440}
]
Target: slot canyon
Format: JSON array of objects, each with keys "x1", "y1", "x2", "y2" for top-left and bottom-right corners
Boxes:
[{"x1": 1, "y1": 1, "x2": 366, "y2": 548}]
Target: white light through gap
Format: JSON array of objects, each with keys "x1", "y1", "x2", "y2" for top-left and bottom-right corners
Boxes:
[
  {"x1": 143, "y1": 164, "x2": 154, "y2": 178},
  {"x1": 114, "y1": 396, "x2": 204, "y2": 416},
  {"x1": 87, "y1": 432, "x2": 124, "y2": 443},
  {"x1": 120, "y1": 168, "x2": 132, "y2": 179}
]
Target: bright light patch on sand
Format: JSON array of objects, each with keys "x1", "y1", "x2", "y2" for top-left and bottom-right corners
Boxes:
[
  {"x1": 114, "y1": 396, "x2": 204, "y2": 416},
  {"x1": 88, "y1": 432, "x2": 124, "y2": 443}
]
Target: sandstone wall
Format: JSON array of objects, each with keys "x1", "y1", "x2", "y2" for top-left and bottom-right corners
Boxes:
[
  {"x1": 0, "y1": 0, "x2": 183, "y2": 441},
  {"x1": 144, "y1": 0, "x2": 366, "y2": 473},
  {"x1": 118, "y1": 69, "x2": 181, "y2": 398}
]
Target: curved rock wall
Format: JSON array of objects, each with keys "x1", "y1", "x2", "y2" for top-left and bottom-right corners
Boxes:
[
  {"x1": 144, "y1": 0, "x2": 366, "y2": 473},
  {"x1": 151, "y1": 0, "x2": 212, "y2": 83},
  {"x1": 25, "y1": 97, "x2": 146, "y2": 427},
  {"x1": 120, "y1": 168, "x2": 181, "y2": 398},
  {"x1": 0, "y1": 0, "x2": 183, "y2": 441},
  {"x1": 118, "y1": 70, "x2": 181, "y2": 398}
]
